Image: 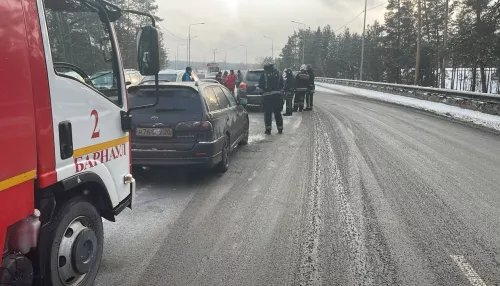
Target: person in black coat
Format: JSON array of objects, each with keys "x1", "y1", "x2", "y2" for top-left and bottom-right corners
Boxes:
[
  {"x1": 304, "y1": 64, "x2": 315, "y2": 111},
  {"x1": 294, "y1": 65, "x2": 310, "y2": 112},
  {"x1": 282, "y1": 68, "x2": 296, "y2": 116},
  {"x1": 258, "y1": 62, "x2": 284, "y2": 134}
]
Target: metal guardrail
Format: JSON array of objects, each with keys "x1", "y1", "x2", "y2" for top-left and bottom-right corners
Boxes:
[
  {"x1": 315, "y1": 77, "x2": 500, "y2": 115},
  {"x1": 316, "y1": 77, "x2": 500, "y2": 103}
]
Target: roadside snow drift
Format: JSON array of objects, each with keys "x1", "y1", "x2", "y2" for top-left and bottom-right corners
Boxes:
[{"x1": 316, "y1": 83, "x2": 500, "y2": 132}]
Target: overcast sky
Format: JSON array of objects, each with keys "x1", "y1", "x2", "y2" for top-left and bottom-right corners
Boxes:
[{"x1": 157, "y1": 0, "x2": 387, "y2": 64}]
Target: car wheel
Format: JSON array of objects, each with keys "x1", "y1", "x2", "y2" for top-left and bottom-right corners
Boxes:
[
  {"x1": 42, "y1": 197, "x2": 103, "y2": 286},
  {"x1": 239, "y1": 120, "x2": 249, "y2": 145},
  {"x1": 216, "y1": 136, "x2": 230, "y2": 173}
]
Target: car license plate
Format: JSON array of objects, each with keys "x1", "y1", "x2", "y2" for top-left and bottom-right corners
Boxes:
[{"x1": 136, "y1": 127, "x2": 173, "y2": 137}]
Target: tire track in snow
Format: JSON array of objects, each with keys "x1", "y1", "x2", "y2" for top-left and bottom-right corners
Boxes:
[
  {"x1": 313, "y1": 110, "x2": 372, "y2": 285},
  {"x1": 298, "y1": 113, "x2": 323, "y2": 285}
]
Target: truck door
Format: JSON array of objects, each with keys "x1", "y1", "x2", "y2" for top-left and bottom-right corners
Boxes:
[{"x1": 38, "y1": 0, "x2": 131, "y2": 206}]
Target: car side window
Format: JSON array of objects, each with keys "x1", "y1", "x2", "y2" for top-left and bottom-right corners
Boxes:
[
  {"x1": 203, "y1": 87, "x2": 221, "y2": 112},
  {"x1": 212, "y1": 87, "x2": 231, "y2": 109},
  {"x1": 221, "y1": 87, "x2": 237, "y2": 107}
]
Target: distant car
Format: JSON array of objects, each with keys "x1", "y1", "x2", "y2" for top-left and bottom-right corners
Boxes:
[
  {"x1": 205, "y1": 72, "x2": 219, "y2": 79},
  {"x1": 128, "y1": 81, "x2": 249, "y2": 172},
  {"x1": 91, "y1": 70, "x2": 114, "y2": 89},
  {"x1": 139, "y1": 70, "x2": 199, "y2": 85},
  {"x1": 61, "y1": 71, "x2": 85, "y2": 83},
  {"x1": 90, "y1": 69, "x2": 141, "y2": 89},
  {"x1": 237, "y1": 69, "x2": 265, "y2": 109},
  {"x1": 124, "y1": 69, "x2": 143, "y2": 86},
  {"x1": 199, "y1": 79, "x2": 219, "y2": 84}
]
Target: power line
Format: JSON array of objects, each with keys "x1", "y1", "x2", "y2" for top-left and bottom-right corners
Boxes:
[
  {"x1": 335, "y1": 11, "x2": 364, "y2": 33},
  {"x1": 367, "y1": 2, "x2": 386, "y2": 11},
  {"x1": 335, "y1": 1, "x2": 388, "y2": 33},
  {"x1": 157, "y1": 22, "x2": 185, "y2": 40}
]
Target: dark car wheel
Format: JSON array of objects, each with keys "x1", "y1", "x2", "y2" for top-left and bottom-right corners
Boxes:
[
  {"x1": 216, "y1": 136, "x2": 230, "y2": 173},
  {"x1": 239, "y1": 120, "x2": 249, "y2": 145}
]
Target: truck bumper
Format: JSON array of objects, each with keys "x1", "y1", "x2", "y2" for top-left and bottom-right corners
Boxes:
[{"x1": 112, "y1": 175, "x2": 136, "y2": 215}]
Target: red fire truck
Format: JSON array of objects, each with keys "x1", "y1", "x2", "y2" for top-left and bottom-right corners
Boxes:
[{"x1": 0, "y1": 0, "x2": 160, "y2": 285}]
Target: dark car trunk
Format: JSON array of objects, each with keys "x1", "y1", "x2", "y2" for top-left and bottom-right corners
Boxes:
[
  {"x1": 244, "y1": 71, "x2": 264, "y2": 94},
  {"x1": 129, "y1": 87, "x2": 204, "y2": 151}
]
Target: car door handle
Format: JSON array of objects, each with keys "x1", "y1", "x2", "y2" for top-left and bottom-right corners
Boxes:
[{"x1": 58, "y1": 121, "x2": 73, "y2": 160}]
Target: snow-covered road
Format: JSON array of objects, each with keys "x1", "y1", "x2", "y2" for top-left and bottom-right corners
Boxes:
[
  {"x1": 316, "y1": 82, "x2": 500, "y2": 131},
  {"x1": 95, "y1": 88, "x2": 500, "y2": 286}
]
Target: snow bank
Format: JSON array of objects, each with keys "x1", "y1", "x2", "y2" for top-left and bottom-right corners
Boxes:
[{"x1": 316, "y1": 83, "x2": 500, "y2": 132}]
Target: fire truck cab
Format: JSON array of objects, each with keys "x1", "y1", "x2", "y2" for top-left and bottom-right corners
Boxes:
[{"x1": 0, "y1": 0, "x2": 160, "y2": 285}]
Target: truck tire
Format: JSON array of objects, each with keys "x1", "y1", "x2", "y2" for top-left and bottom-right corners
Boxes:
[{"x1": 43, "y1": 196, "x2": 103, "y2": 286}]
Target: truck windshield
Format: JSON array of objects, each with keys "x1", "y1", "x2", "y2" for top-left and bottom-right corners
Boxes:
[{"x1": 43, "y1": 0, "x2": 121, "y2": 105}]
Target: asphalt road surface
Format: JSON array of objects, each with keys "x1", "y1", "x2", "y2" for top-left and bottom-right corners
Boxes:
[{"x1": 95, "y1": 86, "x2": 500, "y2": 286}]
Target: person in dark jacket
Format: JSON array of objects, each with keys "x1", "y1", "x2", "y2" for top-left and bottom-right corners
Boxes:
[
  {"x1": 182, "y1": 66, "x2": 193, "y2": 82},
  {"x1": 304, "y1": 64, "x2": 315, "y2": 111},
  {"x1": 294, "y1": 65, "x2": 310, "y2": 112},
  {"x1": 259, "y1": 62, "x2": 284, "y2": 134},
  {"x1": 282, "y1": 68, "x2": 295, "y2": 116},
  {"x1": 236, "y1": 70, "x2": 244, "y2": 87},
  {"x1": 215, "y1": 71, "x2": 223, "y2": 84}
]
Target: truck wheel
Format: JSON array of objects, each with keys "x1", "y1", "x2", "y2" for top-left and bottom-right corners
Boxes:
[
  {"x1": 216, "y1": 136, "x2": 230, "y2": 173},
  {"x1": 44, "y1": 197, "x2": 103, "y2": 286}
]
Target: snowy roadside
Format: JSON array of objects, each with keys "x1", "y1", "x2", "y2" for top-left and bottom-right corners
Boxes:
[{"x1": 315, "y1": 83, "x2": 500, "y2": 132}]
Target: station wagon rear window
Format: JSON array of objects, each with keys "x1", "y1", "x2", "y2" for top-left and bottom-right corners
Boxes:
[
  {"x1": 245, "y1": 71, "x2": 264, "y2": 81},
  {"x1": 128, "y1": 87, "x2": 202, "y2": 114}
]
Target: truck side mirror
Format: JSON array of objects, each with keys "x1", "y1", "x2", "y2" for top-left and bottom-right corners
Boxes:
[{"x1": 137, "y1": 26, "x2": 160, "y2": 76}]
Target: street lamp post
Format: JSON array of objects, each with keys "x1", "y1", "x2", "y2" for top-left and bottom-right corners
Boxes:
[
  {"x1": 240, "y1": 45, "x2": 248, "y2": 70},
  {"x1": 415, "y1": 0, "x2": 422, "y2": 85},
  {"x1": 360, "y1": 0, "x2": 368, "y2": 81},
  {"x1": 188, "y1": 22, "x2": 204, "y2": 66},
  {"x1": 291, "y1": 21, "x2": 306, "y2": 63},
  {"x1": 176, "y1": 43, "x2": 186, "y2": 70},
  {"x1": 263, "y1": 36, "x2": 274, "y2": 59}
]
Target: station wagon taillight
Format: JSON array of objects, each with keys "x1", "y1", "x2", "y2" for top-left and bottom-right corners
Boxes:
[
  {"x1": 240, "y1": 82, "x2": 247, "y2": 89},
  {"x1": 175, "y1": 121, "x2": 212, "y2": 132},
  {"x1": 175, "y1": 121, "x2": 213, "y2": 141}
]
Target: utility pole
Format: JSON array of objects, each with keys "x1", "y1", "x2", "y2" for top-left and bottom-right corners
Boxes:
[
  {"x1": 213, "y1": 49, "x2": 217, "y2": 62},
  {"x1": 440, "y1": 0, "x2": 449, "y2": 88},
  {"x1": 415, "y1": 0, "x2": 422, "y2": 85},
  {"x1": 397, "y1": 0, "x2": 401, "y2": 84},
  {"x1": 360, "y1": 0, "x2": 368, "y2": 81}
]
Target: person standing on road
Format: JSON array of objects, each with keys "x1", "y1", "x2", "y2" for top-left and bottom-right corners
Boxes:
[
  {"x1": 224, "y1": 70, "x2": 237, "y2": 95},
  {"x1": 259, "y1": 62, "x2": 284, "y2": 135},
  {"x1": 294, "y1": 65, "x2": 310, "y2": 112},
  {"x1": 236, "y1": 70, "x2": 244, "y2": 87},
  {"x1": 222, "y1": 70, "x2": 228, "y2": 82},
  {"x1": 304, "y1": 64, "x2": 315, "y2": 111},
  {"x1": 215, "y1": 71, "x2": 223, "y2": 84},
  {"x1": 282, "y1": 68, "x2": 295, "y2": 116},
  {"x1": 182, "y1": 66, "x2": 193, "y2": 82}
]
